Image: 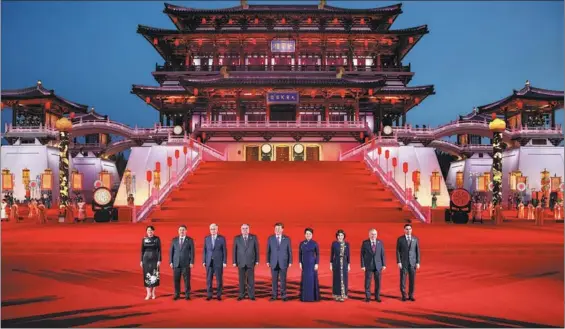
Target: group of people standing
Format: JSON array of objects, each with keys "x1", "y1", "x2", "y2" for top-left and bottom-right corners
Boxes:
[{"x1": 140, "y1": 223, "x2": 421, "y2": 303}]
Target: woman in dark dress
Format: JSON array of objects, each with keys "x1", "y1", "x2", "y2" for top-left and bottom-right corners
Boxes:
[
  {"x1": 330, "y1": 229, "x2": 350, "y2": 302},
  {"x1": 140, "y1": 225, "x2": 162, "y2": 300},
  {"x1": 299, "y1": 227, "x2": 320, "y2": 302}
]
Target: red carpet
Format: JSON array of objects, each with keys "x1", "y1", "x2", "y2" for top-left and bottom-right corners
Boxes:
[{"x1": 1, "y1": 162, "x2": 564, "y2": 327}]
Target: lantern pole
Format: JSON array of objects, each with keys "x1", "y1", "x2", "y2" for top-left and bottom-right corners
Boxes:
[{"x1": 489, "y1": 113, "x2": 506, "y2": 207}]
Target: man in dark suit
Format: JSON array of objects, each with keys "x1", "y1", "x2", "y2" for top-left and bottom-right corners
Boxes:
[
  {"x1": 232, "y1": 223, "x2": 259, "y2": 301},
  {"x1": 169, "y1": 224, "x2": 194, "y2": 300},
  {"x1": 361, "y1": 228, "x2": 386, "y2": 302},
  {"x1": 396, "y1": 223, "x2": 421, "y2": 301},
  {"x1": 203, "y1": 223, "x2": 227, "y2": 300},
  {"x1": 266, "y1": 222, "x2": 292, "y2": 301}
]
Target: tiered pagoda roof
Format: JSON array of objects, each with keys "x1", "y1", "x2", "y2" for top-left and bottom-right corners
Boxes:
[
  {"x1": 477, "y1": 81, "x2": 564, "y2": 114},
  {"x1": 138, "y1": 24, "x2": 428, "y2": 62},
  {"x1": 1, "y1": 82, "x2": 89, "y2": 113},
  {"x1": 132, "y1": 1, "x2": 435, "y2": 119}
]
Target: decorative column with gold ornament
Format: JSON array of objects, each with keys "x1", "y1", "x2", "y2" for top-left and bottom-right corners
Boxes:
[
  {"x1": 55, "y1": 116, "x2": 73, "y2": 208},
  {"x1": 489, "y1": 113, "x2": 506, "y2": 206}
]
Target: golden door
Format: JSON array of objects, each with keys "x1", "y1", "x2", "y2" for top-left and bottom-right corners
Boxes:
[
  {"x1": 276, "y1": 146, "x2": 291, "y2": 161},
  {"x1": 306, "y1": 146, "x2": 320, "y2": 161},
  {"x1": 245, "y1": 146, "x2": 259, "y2": 161}
]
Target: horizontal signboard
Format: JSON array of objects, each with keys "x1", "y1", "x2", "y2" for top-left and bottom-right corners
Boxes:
[
  {"x1": 271, "y1": 40, "x2": 296, "y2": 53},
  {"x1": 266, "y1": 91, "x2": 299, "y2": 104}
]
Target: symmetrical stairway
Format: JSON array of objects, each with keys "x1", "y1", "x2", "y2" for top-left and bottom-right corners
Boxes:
[{"x1": 147, "y1": 161, "x2": 413, "y2": 223}]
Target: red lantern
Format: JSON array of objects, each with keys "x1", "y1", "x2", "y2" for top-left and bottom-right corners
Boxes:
[
  {"x1": 360, "y1": 18, "x2": 365, "y2": 25},
  {"x1": 333, "y1": 18, "x2": 338, "y2": 24},
  {"x1": 517, "y1": 100, "x2": 524, "y2": 109},
  {"x1": 377, "y1": 147, "x2": 382, "y2": 155},
  {"x1": 198, "y1": 39, "x2": 203, "y2": 46},
  {"x1": 183, "y1": 145, "x2": 188, "y2": 155},
  {"x1": 174, "y1": 39, "x2": 180, "y2": 47},
  {"x1": 307, "y1": 17, "x2": 312, "y2": 24},
  {"x1": 45, "y1": 101, "x2": 51, "y2": 110},
  {"x1": 368, "y1": 89, "x2": 373, "y2": 96},
  {"x1": 254, "y1": 17, "x2": 259, "y2": 24},
  {"x1": 281, "y1": 17, "x2": 286, "y2": 24},
  {"x1": 155, "y1": 161, "x2": 161, "y2": 172},
  {"x1": 202, "y1": 18, "x2": 207, "y2": 24},
  {"x1": 167, "y1": 156, "x2": 173, "y2": 167},
  {"x1": 390, "y1": 98, "x2": 397, "y2": 105},
  {"x1": 385, "y1": 150, "x2": 390, "y2": 159},
  {"x1": 172, "y1": 17, "x2": 178, "y2": 24},
  {"x1": 392, "y1": 157, "x2": 397, "y2": 167},
  {"x1": 403, "y1": 162, "x2": 408, "y2": 173},
  {"x1": 193, "y1": 88, "x2": 198, "y2": 96},
  {"x1": 225, "y1": 39, "x2": 230, "y2": 45},
  {"x1": 388, "y1": 17, "x2": 393, "y2": 24},
  {"x1": 228, "y1": 18, "x2": 233, "y2": 24},
  {"x1": 414, "y1": 97, "x2": 421, "y2": 104},
  {"x1": 146, "y1": 170, "x2": 152, "y2": 182},
  {"x1": 69, "y1": 112, "x2": 75, "y2": 119},
  {"x1": 308, "y1": 39, "x2": 312, "y2": 46},
  {"x1": 364, "y1": 39, "x2": 368, "y2": 48},
  {"x1": 153, "y1": 38, "x2": 158, "y2": 45},
  {"x1": 145, "y1": 97, "x2": 151, "y2": 104},
  {"x1": 491, "y1": 112, "x2": 497, "y2": 120},
  {"x1": 408, "y1": 36, "x2": 414, "y2": 44},
  {"x1": 251, "y1": 38, "x2": 256, "y2": 45},
  {"x1": 310, "y1": 91, "x2": 316, "y2": 98},
  {"x1": 175, "y1": 149, "x2": 180, "y2": 159}
]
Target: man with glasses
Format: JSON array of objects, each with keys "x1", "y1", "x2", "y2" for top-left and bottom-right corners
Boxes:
[{"x1": 396, "y1": 223, "x2": 420, "y2": 302}]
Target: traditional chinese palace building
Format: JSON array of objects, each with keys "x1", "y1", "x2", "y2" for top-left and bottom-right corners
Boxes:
[{"x1": 132, "y1": 0, "x2": 434, "y2": 161}]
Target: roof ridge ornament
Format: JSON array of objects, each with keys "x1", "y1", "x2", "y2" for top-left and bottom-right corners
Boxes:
[
  {"x1": 525, "y1": 80, "x2": 530, "y2": 86},
  {"x1": 241, "y1": 0, "x2": 248, "y2": 10},
  {"x1": 318, "y1": 0, "x2": 326, "y2": 9}
]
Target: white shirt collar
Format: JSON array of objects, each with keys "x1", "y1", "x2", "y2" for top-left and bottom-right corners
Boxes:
[{"x1": 406, "y1": 235, "x2": 412, "y2": 240}]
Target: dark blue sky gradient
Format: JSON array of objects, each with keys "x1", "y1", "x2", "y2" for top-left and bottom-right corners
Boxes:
[{"x1": 1, "y1": 1, "x2": 564, "y2": 129}]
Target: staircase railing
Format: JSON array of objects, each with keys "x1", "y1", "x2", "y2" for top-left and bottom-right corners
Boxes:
[
  {"x1": 364, "y1": 154, "x2": 430, "y2": 223},
  {"x1": 339, "y1": 135, "x2": 399, "y2": 161},
  {"x1": 135, "y1": 139, "x2": 227, "y2": 222},
  {"x1": 167, "y1": 135, "x2": 227, "y2": 161},
  {"x1": 135, "y1": 147, "x2": 201, "y2": 222}
]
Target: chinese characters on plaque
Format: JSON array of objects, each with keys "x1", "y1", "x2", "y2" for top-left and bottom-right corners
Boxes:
[
  {"x1": 270, "y1": 40, "x2": 296, "y2": 53},
  {"x1": 266, "y1": 91, "x2": 299, "y2": 105}
]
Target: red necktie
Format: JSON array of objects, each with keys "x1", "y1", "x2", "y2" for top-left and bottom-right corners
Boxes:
[{"x1": 371, "y1": 242, "x2": 376, "y2": 253}]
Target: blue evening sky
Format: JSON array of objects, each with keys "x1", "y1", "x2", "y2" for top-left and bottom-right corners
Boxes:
[{"x1": 1, "y1": 1, "x2": 563, "y2": 129}]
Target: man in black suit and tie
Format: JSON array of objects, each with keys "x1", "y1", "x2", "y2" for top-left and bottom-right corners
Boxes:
[
  {"x1": 361, "y1": 228, "x2": 386, "y2": 302},
  {"x1": 203, "y1": 223, "x2": 227, "y2": 301},
  {"x1": 266, "y1": 222, "x2": 292, "y2": 301},
  {"x1": 396, "y1": 223, "x2": 421, "y2": 301},
  {"x1": 232, "y1": 223, "x2": 259, "y2": 301},
  {"x1": 169, "y1": 224, "x2": 194, "y2": 300}
]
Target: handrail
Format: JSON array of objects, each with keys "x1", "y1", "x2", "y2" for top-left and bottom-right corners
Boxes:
[
  {"x1": 392, "y1": 120, "x2": 562, "y2": 137},
  {"x1": 199, "y1": 120, "x2": 367, "y2": 129},
  {"x1": 339, "y1": 135, "x2": 399, "y2": 161},
  {"x1": 136, "y1": 150, "x2": 202, "y2": 222},
  {"x1": 73, "y1": 119, "x2": 174, "y2": 137},
  {"x1": 167, "y1": 135, "x2": 227, "y2": 161},
  {"x1": 364, "y1": 154, "x2": 429, "y2": 223}
]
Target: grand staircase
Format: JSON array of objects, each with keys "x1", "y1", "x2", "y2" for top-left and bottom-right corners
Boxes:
[{"x1": 147, "y1": 161, "x2": 413, "y2": 223}]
